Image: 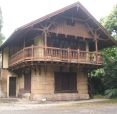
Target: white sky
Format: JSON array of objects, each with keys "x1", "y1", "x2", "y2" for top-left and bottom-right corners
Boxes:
[{"x1": 0, "y1": 0, "x2": 117, "y2": 39}]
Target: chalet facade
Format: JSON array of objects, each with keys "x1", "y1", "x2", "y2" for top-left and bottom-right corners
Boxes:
[{"x1": 0, "y1": 2, "x2": 117, "y2": 100}]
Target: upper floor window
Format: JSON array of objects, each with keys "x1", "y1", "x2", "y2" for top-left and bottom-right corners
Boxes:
[{"x1": 67, "y1": 19, "x2": 75, "y2": 26}]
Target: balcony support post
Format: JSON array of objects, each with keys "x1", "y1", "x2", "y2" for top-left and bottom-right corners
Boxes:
[
  {"x1": 78, "y1": 49, "x2": 80, "y2": 62},
  {"x1": 95, "y1": 38, "x2": 98, "y2": 64},
  {"x1": 23, "y1": 35, "x2": 25, "y2": 48},
  {"x1": 31, "y1": 45, "x2": 34, "y2": 60},
  {"x1": 44, "y1": 31, "x2": 47, "y2": 60},
  {"x1": 68, "y1": 48, "x2": 70, "y2": 62}
]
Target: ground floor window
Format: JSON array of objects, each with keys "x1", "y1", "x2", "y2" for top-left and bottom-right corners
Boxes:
[{"x1": 54, "y1": 72, "x2": 77, "y2": 93}]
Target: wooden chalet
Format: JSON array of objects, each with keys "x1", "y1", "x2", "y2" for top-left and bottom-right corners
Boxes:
[{"x1": 0, "y1": 2, "x2": 117, "y2": 100}]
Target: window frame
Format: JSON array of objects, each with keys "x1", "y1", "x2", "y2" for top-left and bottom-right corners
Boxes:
[{"x1": 54, "y1": 72, "x2": 77, "y2": 93}]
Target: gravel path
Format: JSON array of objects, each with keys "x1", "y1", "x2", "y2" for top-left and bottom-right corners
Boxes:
[{"x1": 0, "y1": 99, "x2": 117, "y2": 114}]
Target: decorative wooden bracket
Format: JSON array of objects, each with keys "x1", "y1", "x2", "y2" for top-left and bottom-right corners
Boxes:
[
  {"x1": 44, "y1": 65, "x2": 47, "y2": 75},
  {"x1": 13, "y1": 70, "x2": 22, "y2": 77},
  {"x1": 26, "y1": 65, "x2": 36, "y2": 75},
  {"x1": 21, "y1": 69, "x2": 25, "y2": 75},
  {"x1": 37, "y1": 65, "x2": 41, "y2": 75},
  {"x1": 24, "y1": 62, "x2": 36, "y2": 74},
  {"x1": 24, "y1": 67, "x2": 31, "y2": 74},
  {"x1": 32, "y1": 66, "x2": 36, "y2": 75},
  {"x1": 83, "y1": 68, "x2": 88, "y2": 77},
  {"x1": 60, "y1": 66, "x2": 66, "y2": 72}
]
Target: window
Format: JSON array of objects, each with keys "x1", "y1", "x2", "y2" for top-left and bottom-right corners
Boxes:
[
  {"x1": 52, "y1": 39, "x2": 60, "y2": 48},
  {"x1": 54, "y1": 72, "x2": 77, "y2": 93},
  {"x1": 67, "y1": 19, "x2": 75, "y2": 26},
  {"x1": 80, "y1": 42, "x2": 86, "y2": 51}
]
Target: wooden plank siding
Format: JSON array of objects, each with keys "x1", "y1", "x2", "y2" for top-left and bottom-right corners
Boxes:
[{"x1": 49, "y1": 18, "x2": 93, "y2": 38}]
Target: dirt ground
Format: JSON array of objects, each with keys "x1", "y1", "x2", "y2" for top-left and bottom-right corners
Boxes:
[{"x1": 0, "y1": 98, "x2": 117, "y2": 114}]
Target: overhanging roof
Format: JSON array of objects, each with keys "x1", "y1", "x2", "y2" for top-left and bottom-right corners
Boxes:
[{"x1": 0, "y1": 1, "x2": 117, "y2": 50}]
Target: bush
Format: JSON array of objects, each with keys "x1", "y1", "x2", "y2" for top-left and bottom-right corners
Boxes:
[{"x1": 105, "y1": 89, "x2": 117, "y2": 99}]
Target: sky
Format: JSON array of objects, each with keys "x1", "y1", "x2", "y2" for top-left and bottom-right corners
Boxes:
[{"x1": 0, "y1": 0, "x2": 117, "y2": 40}]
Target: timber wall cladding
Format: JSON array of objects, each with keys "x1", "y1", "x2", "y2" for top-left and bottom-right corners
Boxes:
[{"x1": 49, "y1": 18, "x2": 93, "y2": 38}]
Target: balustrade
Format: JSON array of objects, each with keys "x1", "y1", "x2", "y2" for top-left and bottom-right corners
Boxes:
[{"x1": 8, "y1": 46, "x2": 102, "y2": 66}]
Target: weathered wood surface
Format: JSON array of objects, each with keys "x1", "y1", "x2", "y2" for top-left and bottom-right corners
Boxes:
[
  {"x1": 8, "y1": 46, "x2": 102, "y2": 67},
  {"x1": 49, "y1": 18, "x2": 93, "y2": 38}
]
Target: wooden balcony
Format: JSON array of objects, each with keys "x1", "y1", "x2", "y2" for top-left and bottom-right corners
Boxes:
[{"x1": 8, "y1": 46, "x2": 103, "y2": 68}]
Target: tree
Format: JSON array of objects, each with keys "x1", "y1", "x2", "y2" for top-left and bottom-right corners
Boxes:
[
  {"x1": 102, "y1": 4, "x2": 117, "y2": 36},
  {"x1": 0, "y1": 7, "x2": 5, "y2": 45},
  {"x1": 89, "y1": 4, "x2": 117, "y2": 98}
]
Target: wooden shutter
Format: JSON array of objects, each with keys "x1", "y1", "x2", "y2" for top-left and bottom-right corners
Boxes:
[
  {"x1": 54, "y1": 72, "x2": 62, "y2": 91},
  {"x1": 70, "y1": 73, "x2": 77, "y2": 91},
  {"x1": 62, "y1": 73, "x2": 70, "y2": 90},
  {"x1": 80, "y1": 42, "x2": 86, "y2": 51},
  {"x1": 24, "y1": 73, "x2": 31, "y2": 92}
]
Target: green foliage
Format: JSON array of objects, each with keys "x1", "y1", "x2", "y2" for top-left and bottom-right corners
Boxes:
[
  {"x1": 105, "y1": 89, "x2": 117, "y2": 99},
  {"x1": 90, "y1": 4, "x2": 117, "y2": 98},
  {"x1": 0, "y1": 32, "x2": 4, "y2": 44},
  {"x1": 103, "y1": 56, "x2": 117, "y2": 89},
  {"x1": 0, "y1": 7, "x2": 5, "y2": 45},
  {"x1": 101, "y1": 4, "x2": 117, "y2": 35},
  {"x1": 0, "y1": 7, "x2": 3, "y2": 30},
  {"x1": 93, "y1": 94, "x2": 105, "y2": 99}
]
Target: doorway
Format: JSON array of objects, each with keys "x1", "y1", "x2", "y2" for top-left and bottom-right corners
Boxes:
[{"x1": 9, "y1": 77, "x2": 16, "y2": 97}]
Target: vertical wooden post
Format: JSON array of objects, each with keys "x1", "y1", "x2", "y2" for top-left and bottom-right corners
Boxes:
[
  {"x1": 24, "y1": 35, "x2": 25, "y2": 48},
  {"x1": 45, "y1": 31, "x2": 47, "y2": 47},
  {"x1": 44, "y1": 31, "x2": 47, "y2": 60},
  {"x1": 68, "y1": 48, "x2": 70, "y2": 62},
  {"x1": 13, "y1": 45, "x2": 14, "y2": 55},
  {"x1": 77, "y1": 39, "x2": 80, "y2": 62},
  {"x1": 78, "y1": 49, "x2": 80, "y2": 62},
  {"x1": 9, "y1": 45, "x2": 10, "y2": 57},
  {"x1": 17, "y1": 38, "x2": 19, "y2": 52},
  {"x1": 23, "y1": 36, "x2": 25, "y2": 61},
  {"x1": 32, "y1": 45, "x2": 34, "y2": 60},
  {"x1": 95, "y1": 39, "x2": 98, "y2": 64}
]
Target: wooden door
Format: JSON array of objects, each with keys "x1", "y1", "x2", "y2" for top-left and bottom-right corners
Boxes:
[
  {"x1": 24, "y1": 73, "x2": 31, "y2": 92},
  {"x1": 9, "y1": 77, "x2": 16, "y2": 97}
]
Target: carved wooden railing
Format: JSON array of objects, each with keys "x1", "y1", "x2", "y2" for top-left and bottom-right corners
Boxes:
[{"x1": 8, "y1": 46, "x2": 103, "y2": 67}]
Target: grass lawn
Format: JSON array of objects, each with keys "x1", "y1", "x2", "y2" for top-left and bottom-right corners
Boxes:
[{"x1": 57, "y1": 99, "x2": 117, "y2": 108}]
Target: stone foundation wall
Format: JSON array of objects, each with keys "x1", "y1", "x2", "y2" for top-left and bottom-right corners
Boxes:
[
  {"x1": 0, "y1": 69, "x2": 8, "y2": 97},
  {"x1": 17, "y1": 66, "x2": 89, "y2": 101},
  {"x1": 0, "y1": 69, "x2": 18, "y2": 98}
]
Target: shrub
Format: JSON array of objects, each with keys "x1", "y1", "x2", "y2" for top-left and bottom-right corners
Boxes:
[{"x1": 105, "y1": 89, "x2": 117, "y2": 99}]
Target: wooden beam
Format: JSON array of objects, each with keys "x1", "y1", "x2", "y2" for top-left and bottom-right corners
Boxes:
[
  {"x1": 25, "y1": 62, "x2": 36, "y2": 74},
  {"x1": 47, "y1": 16, "x2": 59, "y2": 29},
  {"x1": 97, "y1": 37, "x2": 109, "y2": 41},
  {"x1": 85, "y1": 22, "x2": 95, "y2": 37},
  {"x1": 32, "y1": 28, "x2": 44, "y2": 31},
  {"x1": 61, "y1": 16, "x2": 90, "y2": 22}
]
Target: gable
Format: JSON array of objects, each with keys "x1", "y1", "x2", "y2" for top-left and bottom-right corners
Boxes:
[
  {"x1": 0, "y1": 2, "x2": 117, "y2": 50},
  {"x1": 49, "y1": 18, "x2": 93, "y2": 38}
]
